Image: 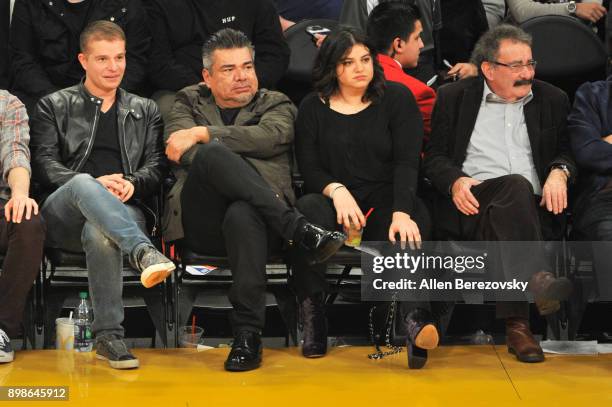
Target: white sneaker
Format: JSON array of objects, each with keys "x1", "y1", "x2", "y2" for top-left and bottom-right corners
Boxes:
[{"x1": 0, "y1": 329, "x2": 14, "y2": 363}]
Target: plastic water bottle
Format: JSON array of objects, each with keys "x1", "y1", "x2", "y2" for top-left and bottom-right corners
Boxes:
[{"x1": 74, "y1": 292, "x2": 93, "y2": 352}]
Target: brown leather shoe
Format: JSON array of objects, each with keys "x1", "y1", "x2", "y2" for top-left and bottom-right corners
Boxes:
[
  {"x1": 528, "y1": 271, "x2": 572, "y2": 315},
  {"x1": 506, "y1": 317, "x2": 544, "y2": 363},
  {"x1": 534, "y1": 298, "x2": 561, "y2": 316}
]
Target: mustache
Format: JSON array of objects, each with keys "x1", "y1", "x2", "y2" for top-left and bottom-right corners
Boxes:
[{"x1": 514, "y1": 79, "x2": 533, "y2": 87}]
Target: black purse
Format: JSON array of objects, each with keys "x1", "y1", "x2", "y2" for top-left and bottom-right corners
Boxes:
[{"x1": 368, "y1": 299, "x2": 407, "y2": 359}]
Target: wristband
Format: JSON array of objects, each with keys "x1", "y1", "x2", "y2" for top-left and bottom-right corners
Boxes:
[{"x1": 330, "y1": 184, "x2": 346, "y2": 200}]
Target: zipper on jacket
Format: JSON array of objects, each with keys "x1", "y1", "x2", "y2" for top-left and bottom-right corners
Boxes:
[
  {"x1": 121, "y1": 109, "x2": 133, "y2": 174},
  {"x1": 75, "y1": 102, "x2": 101, "y2": 172},
  {"x1": 138, "y1": 202, "x2": 158, "y2": 237}
]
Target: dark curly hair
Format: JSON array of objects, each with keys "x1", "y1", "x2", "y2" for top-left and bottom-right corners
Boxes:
[{"x1": 312, "y1": 26, "x2": 385, "y2": 104}]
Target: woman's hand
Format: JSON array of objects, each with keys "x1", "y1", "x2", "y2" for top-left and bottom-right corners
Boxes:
[
  {"x1": 331, "y1": 187, "x2": 365, "y2": 230},
  {"x1": 388, "y1": 211, "x2": 421, "y2": 249}
]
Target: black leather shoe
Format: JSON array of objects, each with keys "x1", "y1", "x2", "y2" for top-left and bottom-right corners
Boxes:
[
  {"x1": 224, "y1": 331, "x2": 262, "y2": 372},
  {"x1": 300, "y1": 293, "x2": 328, "y2": 358},
  {"x1": 405, "y1": 308, "x2": 439, "y2": 369},
  {"x1": 298, "y1": 223, "x2": 346, "y2": 265}
]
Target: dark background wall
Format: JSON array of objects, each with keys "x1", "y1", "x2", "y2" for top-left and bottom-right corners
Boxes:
[{"x1": 0, "y1": 0, "x2": 10, "y2": 89}]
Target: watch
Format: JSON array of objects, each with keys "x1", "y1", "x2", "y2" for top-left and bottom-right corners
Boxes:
[
  {"x1": 552, "y1": 164, "x2": 570, "y2": 178},
  {"x1": 124, "y1": 174, "x2": 137, "y2": 185},
  {"x1": 567, "y1": 1, "x2": 577, "y2": 16}
]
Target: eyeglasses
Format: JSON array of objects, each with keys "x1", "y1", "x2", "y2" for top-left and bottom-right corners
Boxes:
[{"x1": 489, "y1": 59, "x2": 537, "y2": 73}]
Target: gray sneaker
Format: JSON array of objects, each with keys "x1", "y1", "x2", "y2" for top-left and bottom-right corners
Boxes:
[
  {"x1": 0, "y1": 329, "x2": 14, "y2": 363},
  {"x1": 95, "y1": 335, "x2": 139, "y2": 369},
  {"x1": 132, "y1": 244, "x2": 175, "y2": 288}
]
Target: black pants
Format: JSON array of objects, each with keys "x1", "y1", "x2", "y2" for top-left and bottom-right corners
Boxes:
[
  {"x1": 573, "y1": 189, "x2": 612, "y2": 298},
  {"x1": 181, "y1": 142, "x2": 303, "y2": 334},
  {"x1": 437, "y1": 174, "x2": 550, "y2": 319},
  {"x1": 0, "y1": 206, "x2": 46, "y2": 337},
  {"x1": 291, "y1": 189, "x2": 432, "y2": 312}
]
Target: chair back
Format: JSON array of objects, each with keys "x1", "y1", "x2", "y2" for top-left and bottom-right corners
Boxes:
[
  {"x1": 283, "y1": 18, "x2": 339, "y2": 84},
  {"x1": 520, "y1": 15, "x2": 607, "y2": 80}
]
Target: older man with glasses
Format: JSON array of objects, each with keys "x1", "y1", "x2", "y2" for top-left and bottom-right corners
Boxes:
[{"x1": 424, "y1": 24, "x2": 576, "y2": 364}]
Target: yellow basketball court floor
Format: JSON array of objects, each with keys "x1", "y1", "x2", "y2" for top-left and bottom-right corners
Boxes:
[{"x1": 1, "y1": 345, "x2": 611, "y2": 406}]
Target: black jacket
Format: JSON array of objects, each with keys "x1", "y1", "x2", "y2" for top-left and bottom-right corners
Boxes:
[
  {"x1": 423, "y1": 76, "x2": 576, "y2": 239},
  {"x1": 9, "y1": 0, "x2": 150, "y2": 101},
  {"x1": 146, "y1": 0, "x2": 289, "y2": 91},
  {"x1": 568, "y1": 78, "x2": 612, "y2": 213},
  {"x1": 30, "y1": 83, "x2": 166, "y2": 202},
  {"x1": 424, "y1": 76, "x2": 576, "y2": 196}
]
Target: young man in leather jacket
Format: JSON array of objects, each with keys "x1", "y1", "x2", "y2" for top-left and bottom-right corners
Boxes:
[{"x1": 30, "y1": 21, "x2": 173, "y2": 370}]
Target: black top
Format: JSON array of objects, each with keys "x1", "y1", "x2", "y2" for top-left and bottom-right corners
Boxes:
[
  {"x1": 295, "y1": 81, "x2": 423, "y2": 214},
  {"x1": 81, "y1": 102, "x2": 123, "y2": 178},
  {"x1": 63, "y1": 0, "x2": 92, "y2": 33},
  {"x1": 146, "y1": 0, "x2": 289, "y2": 91},
  {"x1": 9, "y1": 0, "x2": 151, "y2": 100}
]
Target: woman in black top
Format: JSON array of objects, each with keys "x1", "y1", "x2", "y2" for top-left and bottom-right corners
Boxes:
[{"x1": 293, "y1": 27, "x2": 436, "y2": 368}]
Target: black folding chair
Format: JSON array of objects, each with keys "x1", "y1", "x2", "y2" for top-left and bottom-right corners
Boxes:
[
  {"x1": 171, "y1": 245, "x2": 295, "y2": 347},
  {"x1": 520, "y1": 15, "x2": 607, "y2": 100},
  {"x1": 277, "y1": 18, "x2": 339, "y2": 105}
]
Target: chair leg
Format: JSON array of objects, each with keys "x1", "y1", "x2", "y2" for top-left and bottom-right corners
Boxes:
[
  {"x1": 34, "y1": 262, "x2": 45, "y2": 349},
  {"x1": 326, "y1": 265, "x2": 353, "y2": 305},
  {"x1": 271, "y1": 286, "x2": 298, "y2": 346},
  {"x1": 142, "y1": 285, "x2": 169, "y2": 348},
  {"x1": 21, "y1": 289, "x2": 36, "y2": 350}
]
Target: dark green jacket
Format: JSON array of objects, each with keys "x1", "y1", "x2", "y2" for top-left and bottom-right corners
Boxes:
[{"x1": 162, "y1": 84, "x2": 297, "y2": 242}]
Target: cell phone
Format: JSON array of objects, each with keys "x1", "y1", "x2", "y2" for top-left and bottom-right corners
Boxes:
[{"x1": 305, "y1": 25, "x2": 331, "y2": 37}]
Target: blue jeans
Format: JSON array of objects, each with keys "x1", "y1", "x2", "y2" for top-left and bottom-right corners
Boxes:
[{"x1": 42, "y1": 174, "x2": 152, "y2": 338}]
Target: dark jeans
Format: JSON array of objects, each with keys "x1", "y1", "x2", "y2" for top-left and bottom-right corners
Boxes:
[
  {"x1": 574, "y1": 189, "x2": 612, "y2": 298},
  {"x1": 438, "y1": 174, "x2": 550, "y2": 319},
  {"x1": 181, "y1": 142, "x2": 303, "y2": 334},
  {"x1": 291, "y1": 189, "x2": 432, "y2": 316},
  {"x1": 0, "y1": 204, "x2": 45, "y2": 337}
]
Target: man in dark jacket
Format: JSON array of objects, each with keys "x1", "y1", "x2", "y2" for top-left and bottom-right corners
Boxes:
[
  {"x1": 146, "y1": 0, "x2": 290, "y2": 122},
  {"x1": 568, "y1": 76, "x2": 612, "y2": 299},
  {"x1": 30, "y1": 21, "x2": 173, "y2": 370},
  {"x1": 424, "y1": 25, "x2": 575, "y2": 364},
  {"x1": 9, "y1": 0, "x2": 150, "y2": 114},
  {"x1": 164, "y1": 28, "x2": 344, "y2": 372}
]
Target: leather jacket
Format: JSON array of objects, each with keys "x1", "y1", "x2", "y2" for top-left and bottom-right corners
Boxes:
[{"x1": 30, "y1": 83, "x2": 166, "y2": 204}]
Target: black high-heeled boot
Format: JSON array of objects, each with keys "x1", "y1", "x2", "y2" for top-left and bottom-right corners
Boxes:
[
  {"x1": 405, "y1": 308, "x2": 439, "y2": 369},
  {"x1": 300, "y1": 293, "x2": 328, "y2": 358}
]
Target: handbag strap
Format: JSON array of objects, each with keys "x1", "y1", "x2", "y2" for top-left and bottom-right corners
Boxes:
[{"x1": 367, "y1": 300, "x2": 403, "y2": 360}]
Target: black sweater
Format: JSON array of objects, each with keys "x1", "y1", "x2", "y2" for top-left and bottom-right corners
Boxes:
[
  {"x1": 146, "y1": 0, "x2": 290, "y2": 91},
  {"x1": 295, "y1": 82, "x2": 424, "y2": 215}
]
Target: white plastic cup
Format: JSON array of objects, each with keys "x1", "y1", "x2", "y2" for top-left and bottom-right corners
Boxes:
[
  {"x1": 178, "y1": 326, "x2": 204, "y2": 348},
  {"x1": 55, "y1": 318, "x2": 75, "y2": 351}
]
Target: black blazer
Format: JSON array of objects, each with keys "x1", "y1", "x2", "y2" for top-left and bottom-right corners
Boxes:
[
  {"x1": 424, "y1": 76, "x2": 576, "y2": 196},
  {"x1": 422, "y1": 76, "x2": 576, "y2": 239}
]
